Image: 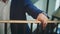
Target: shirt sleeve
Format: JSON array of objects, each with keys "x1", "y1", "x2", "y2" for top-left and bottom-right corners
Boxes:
[{"x1": 24, "y1": 0, "x2": 43, "y2": 19}]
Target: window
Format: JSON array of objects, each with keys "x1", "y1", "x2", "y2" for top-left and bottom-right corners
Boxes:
[{"x1": 55, "y1": 0, "x2": 60, "y2": 11}]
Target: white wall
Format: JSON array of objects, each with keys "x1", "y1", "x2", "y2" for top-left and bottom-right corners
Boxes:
[
  {"x1": 34, "y1": 0, "x2": 47, "y2": 12},
  {"x1": 48, "y1": 0, "x2": 56, "y2": 18}
]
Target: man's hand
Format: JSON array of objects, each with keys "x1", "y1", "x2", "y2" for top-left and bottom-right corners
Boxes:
[{"x1": 36, "y1": 13, "x2": 48, "y2": 30}]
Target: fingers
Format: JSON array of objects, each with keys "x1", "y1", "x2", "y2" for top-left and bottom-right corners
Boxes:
[
  {"x1": 39, "y1": 16, "x2": 48, "y2": 30},
  {"x1": 42, "y1": 20, "x2": 47, "y2": 30},
  {"x1": 36, "y1": 13, "x2": 48, "y2": 30}
]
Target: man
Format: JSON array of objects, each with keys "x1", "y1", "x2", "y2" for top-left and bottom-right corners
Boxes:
[{"x1": 2, "y1": 0, "x2": 48, "y2": 34}]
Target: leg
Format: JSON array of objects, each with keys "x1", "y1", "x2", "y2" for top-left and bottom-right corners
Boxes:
[
  {"x1": 10, "y1": 23, "x2": 26, "y2": 34},
  {"x1": 5, "y1": 23, "x2": 7, "y2": 34}
]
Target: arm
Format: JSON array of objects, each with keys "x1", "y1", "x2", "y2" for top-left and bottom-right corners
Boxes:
[
  {"x1": 25, "y1": 0, "x2": 48, "y2": 30},
  {"x1": 24, "y1": 0, "x2": 43, "y2": 19}
]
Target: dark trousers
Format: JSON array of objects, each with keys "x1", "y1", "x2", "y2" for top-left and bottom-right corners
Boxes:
[{"x1": 10, "y1": 23, "x2": 30, "y2": 34}]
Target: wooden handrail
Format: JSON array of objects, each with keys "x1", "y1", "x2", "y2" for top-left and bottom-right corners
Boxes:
[{"x1": 0, "y1": 20, "x2": 60, "y2": 23}]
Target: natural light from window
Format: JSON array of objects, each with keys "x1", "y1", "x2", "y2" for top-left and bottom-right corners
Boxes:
[{"x1": 55, "y1": 0, "x2": 60, "y2": 11}]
